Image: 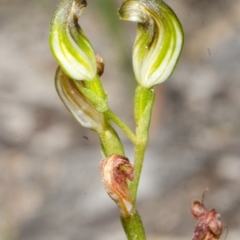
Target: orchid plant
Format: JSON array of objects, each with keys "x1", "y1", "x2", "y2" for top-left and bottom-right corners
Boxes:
[{"x1": 48, "y1": 0, "x2": 222, "y2": 239}]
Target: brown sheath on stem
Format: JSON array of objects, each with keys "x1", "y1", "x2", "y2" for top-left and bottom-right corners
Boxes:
[{"x1": 99, "y1": 154, "x2": 134, "y2": 217}]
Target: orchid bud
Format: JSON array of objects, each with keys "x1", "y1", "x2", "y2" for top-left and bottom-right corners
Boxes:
[
  {"x1": 55, "y1": 67, "x2": 105, "y2": 132},
  {"x1": 49, "y1": 0, "x2": 97, "y2": 81},
  {"x1": 119, "y1": 0, "x2": 184, "y2": 88},
  {"x1": 99, "y1": 154, "x2": 134, "y2": 217}
]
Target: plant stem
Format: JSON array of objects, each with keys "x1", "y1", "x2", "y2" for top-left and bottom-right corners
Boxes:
[
  {"x1": 105, "y1": 109, "x2": 136, "y2": 143},
  {"x1": 83, "y1": 77, "x2": 148, "y2": 240},
  {"x1": 78, "y1": 77, "x2": 137, "y2": 144},
  {"x1": 100, "y1": 146, "x2": 147, "y2": 240},
  {"x1": 130, "y1": 85, "x2": 155, "y2": 204},
  {"x1": 130, "y1": 138, "x2": 148, "y2": 205},
  {"x1": 84, "y1": 75, "x2": 106, "y2": 100},
  {"x1": 121, "y1": 211, "x2": 146, "y2": 240},
  {"x1": 99, "y1": 117, "x2": 146, "y2": 240},
  {"x1": 99, "y1": 123, "x2": 125, "y2": 156}
]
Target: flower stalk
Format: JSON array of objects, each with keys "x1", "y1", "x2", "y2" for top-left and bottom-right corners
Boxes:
[
  {"x1": 131, "y1": 86, "x2": 155, "y2": 204},
  {"x1": 99, "y1": 155, "x2": 146, "y2": 240}
]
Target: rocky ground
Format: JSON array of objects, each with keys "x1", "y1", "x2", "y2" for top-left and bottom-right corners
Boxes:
[{"x1": 0, "y1": 0, "x2": 240, "y2": 239}]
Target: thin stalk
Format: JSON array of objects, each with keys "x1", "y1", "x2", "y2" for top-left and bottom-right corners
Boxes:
[
  {"x1": 99, "y1": 118, "x2": 146, "y2": 239},
  {"x1": 83, "y1": 75, "x2": 106, "y2": 100},
  {"x1": 121, "y1": 210, "x2": 146, "y2": 240},
  {"x1": 98, "y1": 123, "x2": 125, "y2": 156},
  {"x1": 130, "y1": 138, "x2": 148, "y2": 205},
  {"x1": 130, "y1": 86, "x2": 155, "y2": 204},
  {"x1": 105, "y1": 109, "x2": 136, "y2": 143}
]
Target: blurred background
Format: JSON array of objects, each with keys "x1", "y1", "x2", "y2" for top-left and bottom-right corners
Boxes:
[{"x1": 0, "y1": 0, "x2": 240, "y2": 239}]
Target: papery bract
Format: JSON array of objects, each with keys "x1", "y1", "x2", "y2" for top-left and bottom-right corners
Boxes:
[{"x1": 99, "y1": 154, "x2": 134, "y2": 217}]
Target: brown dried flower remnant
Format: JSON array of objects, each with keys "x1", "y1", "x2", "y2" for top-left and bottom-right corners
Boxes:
[
  {"x1": 191, "y1": 189, "x2": 223, "y2": 240},
  {"x1": 99, "y1": 154, "x2": 134, "y2": 217},
  {"x1": 95, "y1": 54, "x2": 104, "y2": 77}
]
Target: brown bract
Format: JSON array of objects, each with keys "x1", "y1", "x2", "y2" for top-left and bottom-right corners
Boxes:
[
  {"x1": 191, "y1": 190, "x2": 223, "y2": 240},
  {"x1": 95, "y1": 54, "x2": 104, "y2": 77},
  {"x1": 99, "y1": 154, "x2": 134, "y2": 217}
]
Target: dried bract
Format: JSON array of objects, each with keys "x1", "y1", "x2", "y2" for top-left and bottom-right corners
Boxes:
[
  {"x1": 191, "y1": 190, "x2": 223, "y2": 240},
  {"x1": 96, "y1": 54, "x2": 104, "y2": 77},
  {"x1": 99, "y1": 154, "x2": 134, "y2": 217}
]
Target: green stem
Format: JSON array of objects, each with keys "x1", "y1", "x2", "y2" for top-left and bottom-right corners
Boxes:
[
  {"x1": 79, "y1": 77, "x2": 137, "y2": 144},
  {"x1": 99, "y1": 117, "x2": 146, "y2": 240},
  {"x1": 99, "y1": 125, "x2": 146, "y2": 239},
  {"x1": 84, "y1": 75, "x2": 106, "y2": 100},
  {"x1": 105, "y1": 109, "x2": 136, "y2": 143},
  {"x1": 80, "y1": 76, "x2": 147, "y2": 239},
  {"x1": 99, "y1": 123, "x2": 125, "y2": 156},
  {"x1": 130, "y1": 138, "x2": 148, "y2": 205},
  {"x1": 130, "y1": 85, "x2": 155, "y2": 204},
  {"x1": 121, "y1": 211, "x2": 146, "y2": 240}
]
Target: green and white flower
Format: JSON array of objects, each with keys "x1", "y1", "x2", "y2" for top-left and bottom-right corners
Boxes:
[
  {"x1": 119, "y1": 0, "x2": 184, "y2": 88},
  {"x1": 49, "y1": 0, "x2": 97, "y2": 81}
]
